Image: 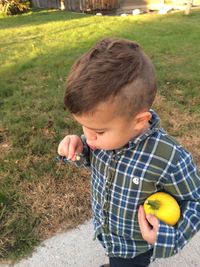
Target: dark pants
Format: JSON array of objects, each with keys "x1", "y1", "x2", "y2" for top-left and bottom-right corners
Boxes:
[
  {"x1": 109, "y1": 249, "x2": 153, "y2": 267},
  {"x1": 97, "y1": 234, "x2": 153, "y2": 267}
]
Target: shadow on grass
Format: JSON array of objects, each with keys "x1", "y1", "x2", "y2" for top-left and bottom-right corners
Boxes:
[{"x1": 0, "y1": 9, "x2": 90, "y2": 30}]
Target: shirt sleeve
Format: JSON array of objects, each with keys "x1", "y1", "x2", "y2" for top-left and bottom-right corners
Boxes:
[{"x1": 153, "y1": 150, "x2": 200, "y2": 259}]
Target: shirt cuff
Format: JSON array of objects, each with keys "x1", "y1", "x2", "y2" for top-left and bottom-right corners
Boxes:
[{"x1": 152, "y1": 221, "x2": 177, "y2": 260}]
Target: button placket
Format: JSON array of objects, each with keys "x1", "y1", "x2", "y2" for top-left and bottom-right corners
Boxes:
[{"x1": 102, "y1": 153, "x2": 118, "y2": 232}]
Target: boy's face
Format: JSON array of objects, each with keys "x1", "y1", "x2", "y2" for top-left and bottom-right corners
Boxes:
[{"x1": 73, "y1": 101, "x2": 150, "y2": 151}]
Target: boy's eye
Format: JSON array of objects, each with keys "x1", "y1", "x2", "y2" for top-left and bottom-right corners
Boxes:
[{"x1": 96, "y1": 131, "x2": 105, "y2": 135}]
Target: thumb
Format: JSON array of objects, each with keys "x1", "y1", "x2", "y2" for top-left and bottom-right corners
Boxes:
[
  {"x1": 68, "y1": 137, "x2": 83, "y2": 160},
  {"x1": 146, "y1": 214, "x2": 159, "y2": 227},
  {"x1": 70, "y1": 144, "x2": 83, "y2": 161}
]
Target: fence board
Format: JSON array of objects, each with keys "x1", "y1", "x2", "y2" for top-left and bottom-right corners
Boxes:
[
  {"x1": 30, "y1": 0, "x2": 200, "y2": 11},
  {"x1": 31, "y1": 0, "x2": 61, "y2": 8},
  {"x1": 63, "y1": 0, "x2": 118, "y2": 11}
]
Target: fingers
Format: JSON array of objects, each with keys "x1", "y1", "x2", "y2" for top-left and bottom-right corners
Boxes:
[
  {"x1": 138, "y1": 205, "x2": 158, "y2": 245},
  {"x1": 68, "y1": 137, "x2": 82, "y2": 160},
  {"x1": 70, "y1": 143, "x2": 84, "y2": 161},
  {"x1": 138, "y1": 205, "x2": 151, "y2": 233},
  {"x1": 146, "y1": 214, "x2": 159, "y2": 229},
  {"x1": 57, "y1": 136, "x2": 70, "y2": 157},
  {"x1": 57, "y1": 135, "x2": 83, "y2": 161}
]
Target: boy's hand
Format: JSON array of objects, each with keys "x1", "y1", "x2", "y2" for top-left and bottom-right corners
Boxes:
[
  {"x1": 138, "y1": 205, "x2": 159, "y2": 245},
  {"x1": 57, "y1": 135, "x2": 83, "y2": 161}
]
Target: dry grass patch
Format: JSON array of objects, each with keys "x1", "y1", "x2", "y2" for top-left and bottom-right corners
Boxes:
[
  {"x1": 20, "y1": 165, "x2": 91, "y2": 239},
  {"x1": 154, "y1": 94, "x2": 200, "y2": 166},
  {"x1": 0, "y1": 127, "x2": 11, "y2": 154}
]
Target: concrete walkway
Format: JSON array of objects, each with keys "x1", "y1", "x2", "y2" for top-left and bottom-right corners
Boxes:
[{"x1": 1, "y1": 220, "x2": 200, "y2": 267}]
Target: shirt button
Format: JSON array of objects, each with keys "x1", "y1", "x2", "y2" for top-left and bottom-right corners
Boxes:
[
  {"x1": 133, "y1": 177, "x2": 139, "y2": 185},
  {"x1": 103, "y1": 202, "x2": 109, "y2": 210}
]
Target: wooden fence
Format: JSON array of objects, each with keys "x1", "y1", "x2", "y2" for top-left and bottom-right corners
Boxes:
[
  {"x1": 31, "y1": 0, "x2": 119, "y2": 11},
  {"x1": 30, "y1": 0, "x2": 200, "y2": 11},
  {"x1": 31, "y1": 0, "x2": 61, "y2": 9},
  {"x1": 63, "y1": 0, "x2": 119, "y2": 12}
]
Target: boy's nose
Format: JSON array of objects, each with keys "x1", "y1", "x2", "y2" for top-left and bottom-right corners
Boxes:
[{"x1": 83, "y1": 127, "x2": 97, "y2": 141}]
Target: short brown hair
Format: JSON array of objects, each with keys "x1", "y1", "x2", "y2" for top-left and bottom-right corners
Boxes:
[{"x1": 64, "y1": 38, "x2": 157, "y2": 117}]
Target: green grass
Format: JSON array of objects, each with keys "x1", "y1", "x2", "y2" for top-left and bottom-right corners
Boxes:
[{"x1": 0, "y1": 9, "x2": 200, "y2": 262}]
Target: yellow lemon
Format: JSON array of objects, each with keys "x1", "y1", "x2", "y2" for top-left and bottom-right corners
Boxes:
[{"x1": 144, "y1": 192, "x2": 181, "y2": 226}]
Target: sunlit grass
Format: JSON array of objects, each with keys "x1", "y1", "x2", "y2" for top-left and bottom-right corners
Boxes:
[{"x1": 0, "y1": 8, "x2": 200, "y2": 262}]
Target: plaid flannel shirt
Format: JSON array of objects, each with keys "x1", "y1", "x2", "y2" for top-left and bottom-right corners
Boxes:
[{"x1": 79, "y1": 110, "x2": 200, "y2": 260}]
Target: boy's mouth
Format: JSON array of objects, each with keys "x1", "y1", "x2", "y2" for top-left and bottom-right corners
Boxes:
[{"x1": 87, "y1": 143, "x2": 98, "y2": 150}]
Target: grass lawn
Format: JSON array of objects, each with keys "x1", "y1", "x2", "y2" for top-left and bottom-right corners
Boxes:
[{"x1": 0, "y1": 8, "x2": 200, "y2": 262}]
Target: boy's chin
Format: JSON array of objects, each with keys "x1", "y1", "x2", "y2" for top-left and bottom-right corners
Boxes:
[
  {"x1": 88, "y1": 143, "x2": 127, "y2": 151},
  {"x1": 105, "y1": 143, "x2": 129, "y2": 151},
  {"x1": 88, "y1": 145, "x2": 98, "y2": 150},
  {"x1": 98, "y1": 144, "x2": 127, "y2": 151}
]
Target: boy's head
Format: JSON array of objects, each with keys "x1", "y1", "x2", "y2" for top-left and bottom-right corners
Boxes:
[
  {"x1": 64, "y1": 38, "x2": 157, "y2": 150},
  {"x1": 64, "y1": 37, "x2": 157, "y2": 118}
]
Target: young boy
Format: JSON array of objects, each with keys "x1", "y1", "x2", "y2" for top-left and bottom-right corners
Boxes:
[{"x1": 58, "y1": 38, "x2": 200, "y2": 267}]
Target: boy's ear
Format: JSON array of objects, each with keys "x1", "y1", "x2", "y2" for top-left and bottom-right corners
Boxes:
[{"x1": 134, "y1": 111, "x2": 152, "y2": 129}]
